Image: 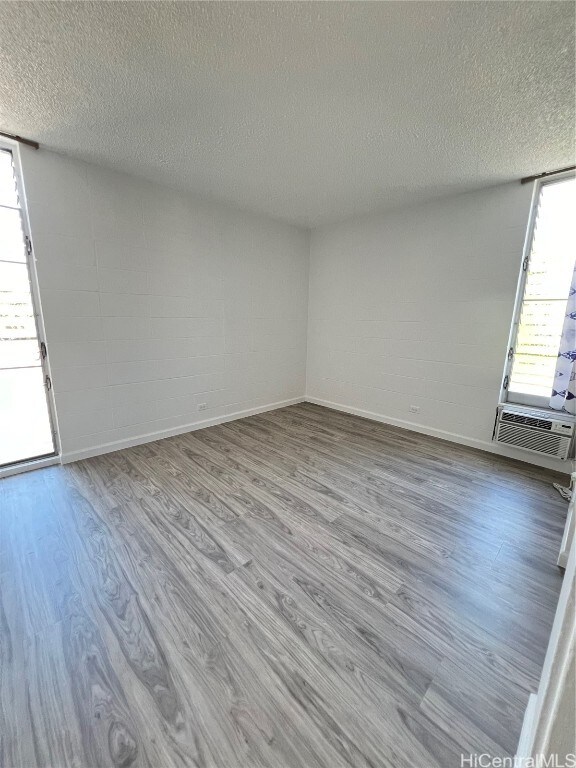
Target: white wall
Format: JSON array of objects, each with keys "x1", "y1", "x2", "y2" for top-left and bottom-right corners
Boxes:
[
  {"x1": 19, "y1": 148, "x2": 308, "y2": 461},
  {"x1": 17, "y1": 147, "x2": 569, "y2": 471},
  {"x1": 306, "y1": 182, "x2": 567, "y2": 471}
]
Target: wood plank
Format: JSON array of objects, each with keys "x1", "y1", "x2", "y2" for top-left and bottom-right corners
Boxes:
[{"x1": 0, "y1": 402, "x2": 566, "y2": 767}]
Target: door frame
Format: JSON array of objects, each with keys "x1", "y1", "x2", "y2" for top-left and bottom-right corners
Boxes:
[
  {"x1": 0, "y1": 137, "x2": 61, "y2": 475},
  {"x1": 516, "y1": 530, "x2": 575, "y2": 763}
]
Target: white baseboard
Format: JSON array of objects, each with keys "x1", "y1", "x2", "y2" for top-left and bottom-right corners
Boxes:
[
  {"x1": 516, "y1": 693, "x2": 539, "y2": 761},
  {"x1": 0, "y1": 454, "x2": 60, "y2": 479},
  {"x1": 60, "y1": 397, "x2": 305, "y2": 464},
  {"x1": 305, "y1": 396, "x2": 572, "y2": 474},
  {"x1": 53, "y1": 393, "x2": 572, "y2": 473}
]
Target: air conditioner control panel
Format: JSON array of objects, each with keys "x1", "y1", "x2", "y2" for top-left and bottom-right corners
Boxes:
[{"x1": 551, "y1": 421, "x2": 575, "y2": 435}]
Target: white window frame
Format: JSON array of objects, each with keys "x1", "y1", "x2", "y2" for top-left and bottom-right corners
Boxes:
[
  {"x1": 0, "y1": 137, "x2": 61, "y2": 473},
  {"x1": 501, "y1": 169, "x2": 576, "y2": 410}
]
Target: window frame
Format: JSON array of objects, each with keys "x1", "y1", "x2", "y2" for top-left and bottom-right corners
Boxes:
[
  {"x1": 0, "y1": 137, "x2": 60, "y2": 471},
  {"x1": 501, "y1": 169, "x2": 576, "y2": 410}
]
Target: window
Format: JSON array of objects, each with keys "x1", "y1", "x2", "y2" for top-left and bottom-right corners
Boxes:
[
  {"x1": 0, "y1": 147, "x2": 56, "y2": 467},
  {"x1": 504, "y1": 173, "x2": 576, "y2": 410}
]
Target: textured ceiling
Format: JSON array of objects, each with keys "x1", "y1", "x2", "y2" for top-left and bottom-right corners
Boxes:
[{"x1": 0, "y1": 1, "x2": 574, "y2": 228}]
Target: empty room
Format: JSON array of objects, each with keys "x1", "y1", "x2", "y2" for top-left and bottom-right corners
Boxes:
[{"x1": 1, "y1": 2, "x2": 575, "y2": 767}]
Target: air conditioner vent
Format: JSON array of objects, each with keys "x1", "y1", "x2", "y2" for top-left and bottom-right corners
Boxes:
[
  {"x1": 494, "y1": 405, "x2": 574, "y2": 460},
  {"x1": 500, "y1": 411, "x2": 552, "y2": 430},
  {"x1": 496, "y1": 423, "x2": 570, "y2": 457}
]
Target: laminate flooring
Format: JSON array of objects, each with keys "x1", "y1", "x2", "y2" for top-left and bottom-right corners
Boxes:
[{"x1": 0, "y1": 403, "x2": 569, "y2": 767}]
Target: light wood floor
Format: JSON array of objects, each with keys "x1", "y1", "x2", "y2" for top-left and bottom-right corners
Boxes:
[{"x1": 0, "y1": 403, "x2": 568, "y2": 768}]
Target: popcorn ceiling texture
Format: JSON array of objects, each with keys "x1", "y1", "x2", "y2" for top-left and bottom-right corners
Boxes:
[{"x1": 0, "y1": 1, "x2": 574, "y2": 227}]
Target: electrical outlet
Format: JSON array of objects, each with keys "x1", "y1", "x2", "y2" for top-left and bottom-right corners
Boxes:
[
  {"x1": 198, "y1": 403, "x2": 208, "y2": 411},
  {"x1": 409, "y1": 405, "x2": 420, "y2": 414}
]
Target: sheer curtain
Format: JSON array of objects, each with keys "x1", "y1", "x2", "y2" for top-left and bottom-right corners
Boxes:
[{"x1": 550, "y1": 260, "x2": 576, "y2": 414}]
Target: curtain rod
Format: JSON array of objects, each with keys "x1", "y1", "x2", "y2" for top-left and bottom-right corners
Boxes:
[
  {"x1": 521, "y1": 165, "x2": 575, "y2": 185},
  {"x1": 0, "y1": 131, "x2": 39, "y2": 150}
]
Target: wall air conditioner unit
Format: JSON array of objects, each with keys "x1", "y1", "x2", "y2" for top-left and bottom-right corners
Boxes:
[{"x1": 494, "y1": 405, "x2": 575, "y2": 460}]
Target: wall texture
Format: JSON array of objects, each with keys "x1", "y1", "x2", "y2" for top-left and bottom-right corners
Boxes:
[
  {"x1": 20, "y1": 148, "x2": 308, "y2": 461},
  {"x1": 306, "y1": 182, "x2": 567, "y2": 471},
  {"x1": 17, "y1": 147, "x2": 567, "y2": 471}
]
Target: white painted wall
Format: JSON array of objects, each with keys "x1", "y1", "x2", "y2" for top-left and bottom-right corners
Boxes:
[
  {"x1": 19, "y1": 148, "x2": 308, "y2": 461},
  {"x1": 306, "y1": 182, "x2": 568, "y2": 471},
  {"x1": 16, "y1": 147, "x2": 570, "y2": 472}
]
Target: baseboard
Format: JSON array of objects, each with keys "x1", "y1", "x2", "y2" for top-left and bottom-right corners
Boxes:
[
  {"x1": 0, "y1": 454, "x2": 60, "y2": 479},
  {"x1": 60, "y1": 397, "x2": 305, "y2": 464},
  {"x1": 57, "y1": 393, "x2": 571, "y2": 472},
  {"x1": 305, "y1": 396, "x2": 572, "y2": 474},
  {"x1": 516, "y1": 692, "x2": 539, "y2": 761}
]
